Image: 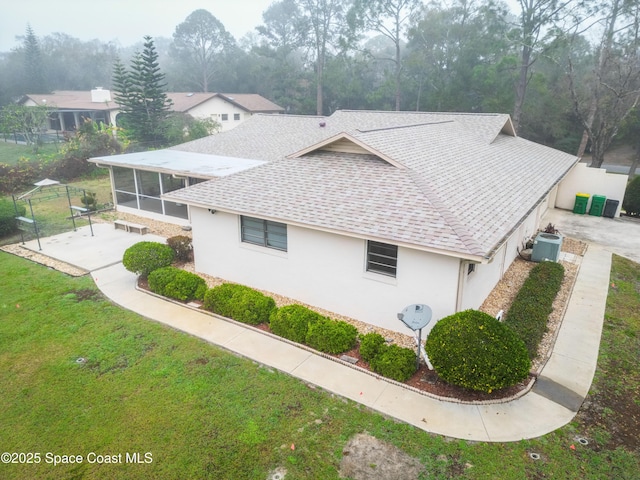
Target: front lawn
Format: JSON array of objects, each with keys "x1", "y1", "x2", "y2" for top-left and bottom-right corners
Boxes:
[{"x1": 0, "y1": 252, "x2": 638, "y2": 479}]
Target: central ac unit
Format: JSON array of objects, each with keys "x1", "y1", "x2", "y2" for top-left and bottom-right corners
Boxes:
[{"x1": 531, "y1": 232, "x2": 563, "y2": 262}]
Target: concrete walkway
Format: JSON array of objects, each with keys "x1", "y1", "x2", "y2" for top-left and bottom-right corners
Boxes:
[
  {"x1": 14, "y1": 212, "x2": 614, "y2": 441},
  {"x1": 89, "y1": 242, "x2": 610, "y2": 442}
]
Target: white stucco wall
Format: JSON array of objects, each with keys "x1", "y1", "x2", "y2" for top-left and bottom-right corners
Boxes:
[
  {"x1": 187, "y1": 98, "x2": 247, "y2": 132},
  {"x1": 556, "y1": 163, "x2": 628, "y2": 216},
  {"x1": 458, "y1": 195, "x2": 546, "y2": 314},
  {"x1": 190, "y1": 207, "x2": 460, "y2": 333}
]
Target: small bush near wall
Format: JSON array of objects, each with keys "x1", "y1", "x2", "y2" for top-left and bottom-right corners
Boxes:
[
  {"x1": 369, "y1": 344, "x2": 417, "y2": 382},
  {"x1": 425, "y1": 310, "x2": 530, "y2": 393},
  {"x1": 622, "y1": 175, "x2": 640, "y2": 216},
  {"x1": 269, "y1": 304, "x2": 322, "y2": 343},
  {"x1": 122, "y1": 242, "x2": 174, "y2": 278},
  {"x1": 148, "y1": 266, "x2": 206, "y2": 302},
  {"x1": 359, "y1": 332, "x2": 386, "y2": 363},
  {"x1": 0, "y1": 199, "x2": 26, "y2": 237},
  {"x1": 167, "y1": 235, "x2": 193, "y2": 262},
  {"x1": 505, "y1": 261, "x2": 564, "y2": 358},
  {"x1": 148, "y1": 266, "x2": 180, "y2": 295},
  {"x1": 305, "y1": 318, "x2": 357, "y2": 354},
  {"x1": 203, "y1": 283, "x2": 275, "y2": 325}
]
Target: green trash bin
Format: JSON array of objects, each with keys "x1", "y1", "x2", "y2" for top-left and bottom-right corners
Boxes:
[
  {"x1": 589, "y1": 194, "x2": 606, "y2": 216},
  {"x1": 573, "y1": 193, "x2": 590, "y2": 214}
]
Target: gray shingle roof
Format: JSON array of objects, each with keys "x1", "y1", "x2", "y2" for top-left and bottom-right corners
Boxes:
[
  {"x1": 166, "y1": 93, "x2": 284, "y2": 113},
  {"x1": 163, "y1": 110, "x2": 578, "y2": 259}
]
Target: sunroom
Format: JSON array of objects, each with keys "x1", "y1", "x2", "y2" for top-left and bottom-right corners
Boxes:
[{"x1": 88, "y1": 150, "x2": 265, "y2": 225}]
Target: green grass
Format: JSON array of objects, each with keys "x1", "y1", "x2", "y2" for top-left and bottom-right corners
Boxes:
[
  {"x1": 0, "y1": 141, "x2": 60, "y2": 165},
  {"x1": 0, "y1": 252, "x2": 638, "y2": 479}
]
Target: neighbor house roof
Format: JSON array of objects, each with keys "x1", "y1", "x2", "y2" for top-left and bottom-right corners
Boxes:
[
  {"x1": 166, "y1": 92, "x2": 284, "y2": 114},
  {"x1": 20, "y1": 91, "x2": 118, "y2": 110},
  {"x1": 163, "y1": 110, "x2": 578, "y2": 260},
  {"x1": 22, "y1": 91, "x2": 283, "y2": 114}
]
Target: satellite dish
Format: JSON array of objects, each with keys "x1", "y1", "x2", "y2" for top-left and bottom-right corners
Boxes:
[{"x1": 397, "y1": 304, "x2": 432, "y2": 331}]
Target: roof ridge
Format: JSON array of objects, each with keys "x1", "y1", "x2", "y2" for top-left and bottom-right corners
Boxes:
[
  {"x1": 334, "y1": 109, "x2": 507, "y2": 117},
  {"x1": 356, "y1": 121, "x2": 453, "y2": 134},
  {"x1": 405, "y1": 170, "x2": 485, "y2": 257}
]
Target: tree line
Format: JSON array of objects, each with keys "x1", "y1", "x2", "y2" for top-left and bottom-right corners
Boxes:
[{"x1": 1, "y1": 0, "x2": 639, "y2": 174}]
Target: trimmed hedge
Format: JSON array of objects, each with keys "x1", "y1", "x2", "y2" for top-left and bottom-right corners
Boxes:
[
  {"x1": 269, "y1": 304, "x2": 322, "y2": 343},
  {"x1": 148, "y1": 266, "x2": 180, "y2": 295},
  {"x1": 505, "y1": 261, "x2": 565, "y2": 358},
  {"x1": 122, "y1": 241, "x2": 174, "y2": 277},
  {"x1": 359, "y1": 332, "x2": 386, "y2": 363},
  {"x1": 425, "y1": 310, "x2": 531, "y2": 393},
  {"x1": 203, "y1": 283, "x2": 275, "y2": 325},
  {"x1": 0, "y1": 199, "x2": 26, "y2": 237},
  {"x1": 305, "y1": 317, "x2": 358, "y2": 354},
  {"x1": 370, "y1": 344, "x2": 417, "y2": 382},
  {"x1": 148, "y1": 266, "x2": 207, "y2": 302}
]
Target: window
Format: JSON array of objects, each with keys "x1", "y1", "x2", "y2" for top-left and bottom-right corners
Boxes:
[
  {"x1": 234, "y1": 113, "x2": 241, "y2": 121},
  {"x1": 467, "y1": 263, "x2": 476, "y2": 275},
  {"x1": 241, "y1": 216, "x2": 287, "y2": 251},
  {"x1": 366, "y1": 241, "x2": 398, "y2": 277},
  {"x1": 221, "y1": 113, "x2": 228, "y2": 121}
]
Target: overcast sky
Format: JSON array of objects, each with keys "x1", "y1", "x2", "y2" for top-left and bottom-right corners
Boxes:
[{"x1": 0, "y1": 0, "x2": 274, "y2": 52}]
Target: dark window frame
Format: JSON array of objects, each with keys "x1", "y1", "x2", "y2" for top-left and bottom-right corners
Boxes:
[
  {"x1": 366, "y1": 241, "x2": 398, "y2": 277},
  {"x1": 240, "y1": 216, "x2": 287, "y2": 252}
]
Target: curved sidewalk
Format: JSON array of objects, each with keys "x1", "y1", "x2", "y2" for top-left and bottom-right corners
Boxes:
[{"x1": 91, "y1": 243, "x2": 611, "y2": 442}]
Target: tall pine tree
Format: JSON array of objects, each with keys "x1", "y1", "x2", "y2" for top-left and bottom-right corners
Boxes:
[
  {"x1": 23, "y1": 24, "x2": 48, "y2": 94},
  {"x1": 112, "y1": 36, "x2": 172, "y2": 147}
]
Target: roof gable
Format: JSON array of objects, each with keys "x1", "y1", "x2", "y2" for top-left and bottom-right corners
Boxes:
[{"x1": 287, "y1": 132, "x2": 406, "y2": 169}]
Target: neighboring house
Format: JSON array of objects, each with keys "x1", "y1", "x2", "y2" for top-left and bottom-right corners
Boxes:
[
  {"x1": 90, "y1": 110, "x2": 579, "y2": 334},
  {"x1": 166, "y1": 93, "x2": 284, "y2": 132},
  {"x1": 20, "y1": 88, "x2": 119, "y2": 133},
  {"x1": 20, "y1": 90, "x2": 284, "y2": 134}
]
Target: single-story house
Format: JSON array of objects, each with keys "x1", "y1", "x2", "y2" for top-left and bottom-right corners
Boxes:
[
  {"x1": 166, "y1": 92, "x2": 285, "y2": 131},
  {"x1": 90, "y1": 110, "x2": 580, "y2": 334},
  {"x1": 20, "y1": 90, "x2": 284, "y2": 133},
  {"x1": 20, "y1": 88, "x2": 118, "y2": 133}
]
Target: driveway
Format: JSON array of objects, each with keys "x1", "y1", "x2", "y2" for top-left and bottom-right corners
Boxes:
[{"x1": 543, "y1": 208, "x2": 640, "y2": 264}]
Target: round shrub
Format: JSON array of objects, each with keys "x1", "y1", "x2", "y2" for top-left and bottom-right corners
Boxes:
[
  {"x1": 359, "y1": 332, "x2": 386, "y2": 363},
  {"x1": 305, "y1": 318, "x2": 357, "y2": 354},
  {"x1": 167, "y1": 235, "x2": 193, "y2": 262},
  {"x1": 203, "y1": 283, "x2": 275, "y2": 325},
  {"x1": 622, "y1": 175, "x2": 640, "y2": 216},
  {"x1": 425, "y1": 310, "x2": 531, "y2": 393},
  {"x1": 370, "y1": 344, "x2": 417, "y2": 382},
  {"x1": 122, "y1": 241, "x2": 174, "y2": 277},
  {"x1": 148, "y1": 266, "x2": 180, "y2": 295},
  {"x1": 270, "y1": 304, "x2": 322, "y2": 343},
  {"x1": 0, "y1": 199, "x2": 26, "y2": 237},
  {"x1": 149, "y1": 267, "x2": 207, "y2": 302},
  {"x1": 164, "y1": 270, "x2": 207, "y2": 302}
]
